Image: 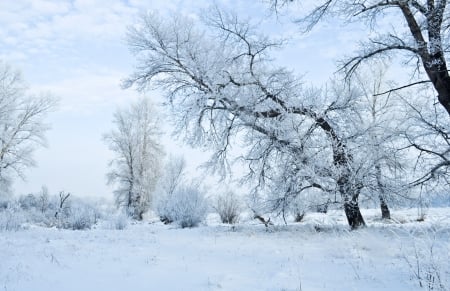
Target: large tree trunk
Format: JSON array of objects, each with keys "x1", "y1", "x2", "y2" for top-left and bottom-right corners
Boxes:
[
  {"x1": 379, "y1": 196, "x2": 391, "y2": 220},
  {"x1": 314, "y1": 115, "x2": 366, "y2": 229},
  {"x1": 343, "y1": 200, "x2": 366, "y2": 229},
  {"x1": 338, "y1": 174, "x2": 366, "y2": 229},
  {"x1": 432, "y1": 73, "x2": 450, "y2": 116}
]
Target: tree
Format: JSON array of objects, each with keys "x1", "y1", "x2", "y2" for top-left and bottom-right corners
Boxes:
[
  {"x1": 271, "y1": 0, "x2": 450, "y2": 117},
  {"x1": 0, "y1": 61, "x2": 55, "y2": 196},
  {"x1": 124, "y1": 9, "x2": 368, "y2": 228},
  {"x1": 400, "y1": 86, "x2": 450, "y2": 195},
  {"x1": 103, "y1": 98, "x2": 163, "y2": 220},
  {"x1": 351, "y1": 64, "x2": 410, "y2": 219}
]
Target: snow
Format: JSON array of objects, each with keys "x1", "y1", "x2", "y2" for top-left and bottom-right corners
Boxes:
[{"x1": 1, "y1": 208, "x2": 450, "y2": 291}]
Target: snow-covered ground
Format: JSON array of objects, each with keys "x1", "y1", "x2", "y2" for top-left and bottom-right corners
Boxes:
[{"x1": 1, "y1": 208, "x2": 450, "y2": 291}]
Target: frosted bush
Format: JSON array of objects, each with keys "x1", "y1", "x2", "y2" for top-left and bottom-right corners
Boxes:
[
  {"x1": 0, "y1": 205, "x2": 24, "y2": 231},
  {"x1": 59, "y1": 201, "x2": 99, "y2": 230},
  {"x1": 113, "y1": 212, "x2": 128, "y2": 230},
  {"x1": 214, "y1": 190, "x2": 241, "y2": 224},
  {"x1": 157, "y1": 185, "x2": 208, "y2": 228},
  {"x1": 403, "y1": 230, "x2": 450, "y2": 291},
  {"x1": 103, "y1": 211, "x2": 129, "y2": 230}
]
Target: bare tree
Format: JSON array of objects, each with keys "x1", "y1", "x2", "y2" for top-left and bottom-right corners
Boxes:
[
  {"x1": 271, "y1": 0, "x2": 450, "y2": 117},
  {"x1": 350, "y1": 64, "x2": 410, "y2": 219},
  {"x1": 124, "y1": 9, "x2": 368, "y2": 228},
  {"x1": 0, "y1": 61, "x2": 55, "y2": 195},
  {"x1": 103, "y1": 98, "x2": 164, "y2": 220},
  {"x1": 54, "y1": 191, "x2": 70, "y2": 219},
  {"x1": 400, "y1": 86, "x2": 450, "y2": 191}
]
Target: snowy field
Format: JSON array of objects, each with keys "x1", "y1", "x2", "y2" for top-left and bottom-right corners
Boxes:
[{"x1": 2, "y1": 208, "x2": 450, "y2": 291}]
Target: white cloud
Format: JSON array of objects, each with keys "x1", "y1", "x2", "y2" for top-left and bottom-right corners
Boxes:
[{"x1": 31, "y1": 68, "x2": 139, "y2": 114}]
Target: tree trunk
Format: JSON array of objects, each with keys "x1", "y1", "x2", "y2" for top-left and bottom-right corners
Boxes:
[
  {"x1": 338, "y1": 174, "x2": 366, "y2": 230},
  {"x1": 379, "y1": 196, "x2": 391, "y2": 219},
  {"x1": 375, "y1": 164, "x2": 391, "y2": 219},
  {"x1": 434, "y1": 74, "x2": 450, "y2": 116},
  {"x1": 343, "y1": 200, "x2": 366, "y2": 230}
]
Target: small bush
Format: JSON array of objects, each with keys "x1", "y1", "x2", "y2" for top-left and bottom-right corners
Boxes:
[
  {"x1": 113, "y1": 212, "x2": 128, "y2": 230},
  {"x1": 214, "y1": 190, "x2": 241, "y2": 224},
  {"x1": 59, "y1": 202, "x2": 98, "y2": 230},
  {"x1": 157, "y1": 185, "x2": 208, "y2": 228},
  {"x1": 0, "y1": 205, "x2": 24, "y2": 231},
  {"x1": 19, "y1": 194, "x2": 38, "y2": 210},
  {"x1": 103, "y1": 211, "x2": 129, "y2": 230}
]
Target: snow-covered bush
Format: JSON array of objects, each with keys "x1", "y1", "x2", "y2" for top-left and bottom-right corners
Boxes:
[
  {"x1": 214, "y1": 190, "x2": 241, "y2": 224},
  {"x1": 59, "y1": 200, "x2": 99, "y2": 230},
  {"x1": 403, "y1": 230, "x2": 450, "y2": 291},
  {"x1": 0, "y1": 200, "x2": 8, "y2": 210},
  {"x1": 14, "y1": 187, "x2": 55, "y2": 226},
  {"x1": 0, "y1": 205, "x2": 24, "y2": 231},
  {"x1": 102, "y1": 211, "x2": 129, "y2": 230},
  {"x1": 157, "y1": 185, "x2": 208, "y2": 228},
  {"x1": 19, "y1": 194, "x2": 38, "y2": 210}
]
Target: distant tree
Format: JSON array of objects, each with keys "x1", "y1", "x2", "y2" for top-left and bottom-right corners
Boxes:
[
  {"x1": 124, "y1": 9, "x2": 369, "y2": 229},
  {"x1": 103, "y1": 98, "x2": 164, "y2": 220},
  {"x1": 54, "y1": 191, "x2": 70, "y2": 219},
  {"x1": 0, "y1": 61, "x2": 55, "y2": 196}
]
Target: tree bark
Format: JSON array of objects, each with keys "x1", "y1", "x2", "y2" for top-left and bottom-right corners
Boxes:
[
  {"x1": 338, "y1": 174, "x2": 366, "y2": 229},
  {"x1": 379, "y1": 196, "x2": 391, "y2": 219},
  {"x1": 343, "y1": 200, "x2": 366, "y2": 229},
  {"x1": 314, "y1": 115, "x2": 366, "y2": 229},
  {"x1": 432, "y1": 73, "x2": 450, "y2": 116},
  {"x1": 375, "y1": 164, "x2": 391, "y2": 219}
]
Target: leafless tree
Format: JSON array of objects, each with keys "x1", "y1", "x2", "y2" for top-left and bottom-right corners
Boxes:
[
  {"x1": 400, "y1": 86, "x2": 450, "y2": 192},
  {"x1": 271, "y1": 0, "x2": 450, "y2": 117},
  {"x1": 0, "y1": 61, "x2": 55, "y2": 195},
  {"x1": 103, "y1": 97, "x2": 164, "y2": 220},
  {"x1": 54, "y1": 191, "x2": 70, "y2": 219},
  {"x1": 124, "y1": 9, "x2": 369, "y2": 228}
]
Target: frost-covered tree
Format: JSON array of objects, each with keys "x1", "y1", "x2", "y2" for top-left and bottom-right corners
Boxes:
[
  {"x1": 124, "y1": 9, "x2": 369, "y2": 228},
  {"x1": 350, "y1": 64, "x2": 412, "y2": 219},
  {"x1": 104, "y1": 98, "x2": 163, "y2": 220},
  {"x1": 269, "y1": 1, "x2": 450, "y2": 209},
  {"x1": 271, "y1": 0, "x2": 450, "y2": 117},
  {"x1": 400, "y1": 86, "x2": 450, "y2": 197},
  {"x1": 0, "y1": 61, "x2": 55, "y2": 196}
]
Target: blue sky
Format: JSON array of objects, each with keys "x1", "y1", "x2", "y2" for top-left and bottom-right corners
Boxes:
[{"x1": 0, "y1": 0, "x2": 367, "y2": 199}]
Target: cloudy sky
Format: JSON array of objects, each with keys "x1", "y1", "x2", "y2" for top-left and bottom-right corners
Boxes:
[{"x1": 0, "y1": 0, "x2": 366, "y2": 199}]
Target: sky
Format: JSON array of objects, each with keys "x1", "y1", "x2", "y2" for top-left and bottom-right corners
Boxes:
[{"x1": 0, "y1": 0, "x2": 369, "y2": 199}]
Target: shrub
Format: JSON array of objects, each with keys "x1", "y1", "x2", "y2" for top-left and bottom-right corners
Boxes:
[
  {"x1": 19, "y1": 194, "x2": 38, "y2": 210},
  {"x1": 0, "y1": 205, "x2": 24, "y2": 231},
  {"x1": 59, "y1": 201, "x2": 99, "y2": 230},
  {"x1": 157, "y1": 185, "x2": 208, "y2": 228},
  {"x1": 102, "y1": 211, "x2": 129, "y2": 230},
  {"x1": 214, "y1": 190, "x2": 241, "y2": 224}
]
